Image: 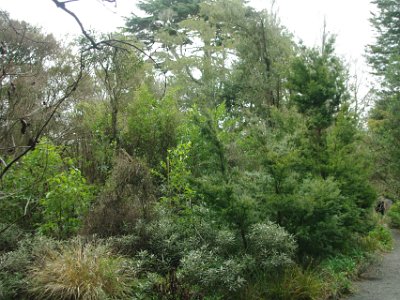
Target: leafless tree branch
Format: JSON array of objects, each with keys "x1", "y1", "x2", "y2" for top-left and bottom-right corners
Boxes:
[{"x1": 0, "y1": 54, "x2": 85, "y2": 180}]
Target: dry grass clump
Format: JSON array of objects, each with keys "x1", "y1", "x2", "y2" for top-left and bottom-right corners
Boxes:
[{"x1": 29, "y1": 238, "x2": 133, "y2": 300}]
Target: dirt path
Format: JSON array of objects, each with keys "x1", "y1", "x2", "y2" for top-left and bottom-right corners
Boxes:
[{"x1": 345, "y1": 229, "x2": 400, "y2": 300}]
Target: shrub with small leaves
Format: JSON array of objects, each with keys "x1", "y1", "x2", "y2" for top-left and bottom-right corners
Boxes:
[
  {"x1": 0, "y1": 235, "x2": 59, "y2": 299},
  {"x1": 388, "y1": 201, "x2": 400, "y2": 228},
  {"x1": 177, "y1": 247, "x2": 247, "y2": 297},
  {"x1": 0, "y1": 223, "x2": 25, "y2": 252},
  {"x1": 248, "y1": 222, "x2": 297, "y2": 271}
]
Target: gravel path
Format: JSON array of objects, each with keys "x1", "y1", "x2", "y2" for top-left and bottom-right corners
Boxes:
[{"x1": 345, "y1": 229, "x2": 400, "y2": 300}]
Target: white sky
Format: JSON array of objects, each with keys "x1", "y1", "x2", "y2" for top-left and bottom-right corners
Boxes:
[{"x1": 0, "y1": 0, "x2": 377, "y2": 95}]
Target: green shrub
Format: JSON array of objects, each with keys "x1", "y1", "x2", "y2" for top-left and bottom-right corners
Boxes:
[
  {"x1": 0, "y1": 235, "x2": 59, "y2": 299},
  {"x1": 28, "y1": 238, "x2": 134, "y2": 300},
  {"x1": 177, "y1": 248, "x2": 246, "y2": 296},
  {"x1": 39, "y1": 167, "x2": 94, "y2": 239},
  {"x1": 0, "y1": 223, "x2": 25, "y2": 252},
  {"x1": 320, "y1": 255, "x2": 358, "y2": 297},
  {"x1": 276, "y1": 177, "x2": 357, "y2": 257},
  {"x1": 388, "y1": 201, "x2": 400, "y2": 228},
  {"x1": 0, "y1": 140, "x2": 94, "y2": 237},
  {"x1": 365, "y1": 224, "x2": 393, "y2": 252},
  {"x1": 269, "y1": 266, "x2": 326, "y2": 300},
  {"x1": 248, "y1": 222, "x2": 297, "y2": 271},
  {"x1": 108, "y1": 208, "x2": 297, "y2": 299}
]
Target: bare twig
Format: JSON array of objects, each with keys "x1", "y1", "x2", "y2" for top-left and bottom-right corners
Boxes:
[
  {"x1": 50, "y1": 0, "x2": 168, "y2": 97},
  {"x1": 0, "y1": 54, "x2": 85, "y2": 180},
  {"x1": 52, "y1": 0, "x2": 99, "y2": 49}
]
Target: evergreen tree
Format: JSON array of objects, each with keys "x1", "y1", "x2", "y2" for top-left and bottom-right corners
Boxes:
[
  {"x1": 288, "y1": 36, "x2": 348, "y2": 177},
  {"x1": 368, "y1": 0, "x2": 400, "y2": 197}
]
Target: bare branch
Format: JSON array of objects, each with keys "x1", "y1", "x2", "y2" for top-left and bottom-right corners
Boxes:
[
  {"x1": 0, "y1": 54, "x2": 85, "y2": 180},
  {"x1": 52, "y1": 0, "x2": 100, "y2": 49}
]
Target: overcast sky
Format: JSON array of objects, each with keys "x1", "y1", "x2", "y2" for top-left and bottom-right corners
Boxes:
[{"x1": 0, "y1": 0, "x2": 377, "y2": 95}]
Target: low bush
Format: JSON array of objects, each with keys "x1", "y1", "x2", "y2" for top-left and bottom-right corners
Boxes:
[
  {"x1": 320, "y1": 255, "x2": 359, "y2": 297},
  {"x1": 0, "y1": 235, "x2": 59, "y2": 299},
  {"x1": 177, "y1": 248, "x2": 247, "y2": 297},
  {"x1": 108, "y1": 207, "x2": 297, "y2": 299},
  {"x1": 248, "y1": 222, "x2": 297, "y2": 271},
  {"x1": 388, "y1": 201, "x2": 400, "y2": 228},
  {"x1": 0, "y1": 223, "x2": 26, "y2": 252},
  {"x1": 364, "y1": 224, "x2": 393, "y2": 252},
  {"x1": 270, "y1": 266, "x2": 326, "y2": 300}
]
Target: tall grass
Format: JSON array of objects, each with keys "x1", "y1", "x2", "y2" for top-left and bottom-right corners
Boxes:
[{"x1": 29, "y1": 238, "x2": 133, "y2": 300}]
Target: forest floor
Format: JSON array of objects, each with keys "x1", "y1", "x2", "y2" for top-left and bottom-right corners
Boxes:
[{"x1": 345, "y1": 228, "x2": 400, "y2": 300}]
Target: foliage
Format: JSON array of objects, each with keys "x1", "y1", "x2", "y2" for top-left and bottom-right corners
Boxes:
[
  {"x1": 177, "y1": 248, "x2": 247, "y2": 296},
  {"x1": 267, "y1": 266, "x2": 327, "y2": 300},
  {"x1": 39, "y1": 167, "x2": 94, "y2": 239},
  {"x1": 387, "y1": 202, "x2": 400, "y2": 228},
  {"x1": 363, "y1": 224, "x2": 393, "y2": 252},
  {"x1": 109, "y1": 207, "x2": 296, "y2": 299},
  {"x1": 28, "y1": 238, "x2": 134, "y2": 300},
  {"x1": 289, "y1": 36, "x2": 348, "y2": 131},
  {"x1": 0, "y1": 223, "x2": 25, "y2": 252},
  {"x1": 0, "y1": 235, "x2": 60, "y2": 299},
  {"x1": 1, "y1": 140, "x2": 94, "y2": 237},
  {"x1": 1, "y1": 2, "x2": 393, "y2": 299},
  {"x1": 368, "y1": 0, "x2": 400, "y2": 197},
  {"x1": 368, "y1": 0, "x2": 400, "y2": 90},
  {"x1": 157, "y1": 141, "x2": 197, "y2": 210},
  {"x1": 123, "y1": 85, "x2": 181, "y2": 167},
  {"x1": 275, "y1": 177, "x2": 354, "y2": 257},
  {"x1": 83, "y1": 150, "x2": 155, "y2": 237},
  {"x1": 247, "y1": 222, "x2": 296, "y2": 271},
  {"x1": 0, "y1": 11, "x2": 63, "y2": 163}
]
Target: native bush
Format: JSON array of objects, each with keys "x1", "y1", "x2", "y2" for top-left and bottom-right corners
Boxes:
[
  {"x1": 275, "y1": 177, "x2": 354, "y2": 257},
  {"x1": 39, "y1": 167, "x2": 94, "y2": 239},
  {"x1": 247, "y1": 221, "x2": 297, "y2": 271},
  {"x1": 0, "y1": 223, "x2": 25, "y2": 252},
  {"x1": 177, "y1": 248, "x2": 247, "y2": 296},
  {"x1": 83, "y1": 150, "x2": 155, "y2": 236},
  {"x1": 0, "y1": 141, "x2": 63, "y2": 230},
  {"x1": 388, "y1": 201, "x2": 400, "y2": 228},
  {"x1": 0, "y1": 140, "x2": 94, "y2": 237},
  {"x1": 0, "y1": 235, "x2": 60, "y2": 299},
  {"x1": 266, "y1": 266, "x2": 326, "y2": 300}
]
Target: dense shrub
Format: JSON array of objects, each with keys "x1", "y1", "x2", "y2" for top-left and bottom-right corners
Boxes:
[
  {"x1": 39, "y1": 167, "x2": 94, "y2": 239},
  {"x1": 83, "y1": 150, "x2": 155, "y2": 236},
  {"x1": 0, "y1": 141, "x2": 94, "y2": 238},
  {"x1": 177, "y1": 248, "x2": 247, "y2": 296},
  {"x1": 275, "y1": 177, "x2": 357, "y2": 257},
  {"x1": 108, "y1": 207, "x2": 297, "y2": 299},
  {"x1": 268, "y1": 266, "x2": 327, "y2": 300},
  {"x1": 388, "y1": 201, "x2": 400, "y2": 228},
  {"x1": 0, "y1": 223, "x2": 25, "y2": 252},
  {"x1": 248, "y1": 222, "x2": 296, "y2": 271},
  {"x1": 0, "y1": 235, "x2": 60, "y2": 299},
  {"x1": 363, "y1": 224, "x2": 393, "y2": 251}
]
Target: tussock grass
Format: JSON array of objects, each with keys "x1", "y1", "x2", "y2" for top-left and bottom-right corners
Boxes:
[{"x1": 29, "y1": 238, "x2": 133, "y2": 300}]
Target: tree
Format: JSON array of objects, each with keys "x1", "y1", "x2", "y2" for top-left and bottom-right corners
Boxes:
[
  {"x1": 222, "y1": 8, "x2": 294, "y2": 115},
  {"x1": 0, "y1": 11, "x2": 83, "y2": 180},
  {"x1": 368, "y1": 0, "x2": 400, "y2": 197},
  {"x1": 368, "y1": 0, "x2": 400, "y2": 91},
  {"x1": 288, "y1": 36, "x2": 348, "y2": 177},
  {"x1": 126, "y1": 0, "x2": 201, "y2": 46}
]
